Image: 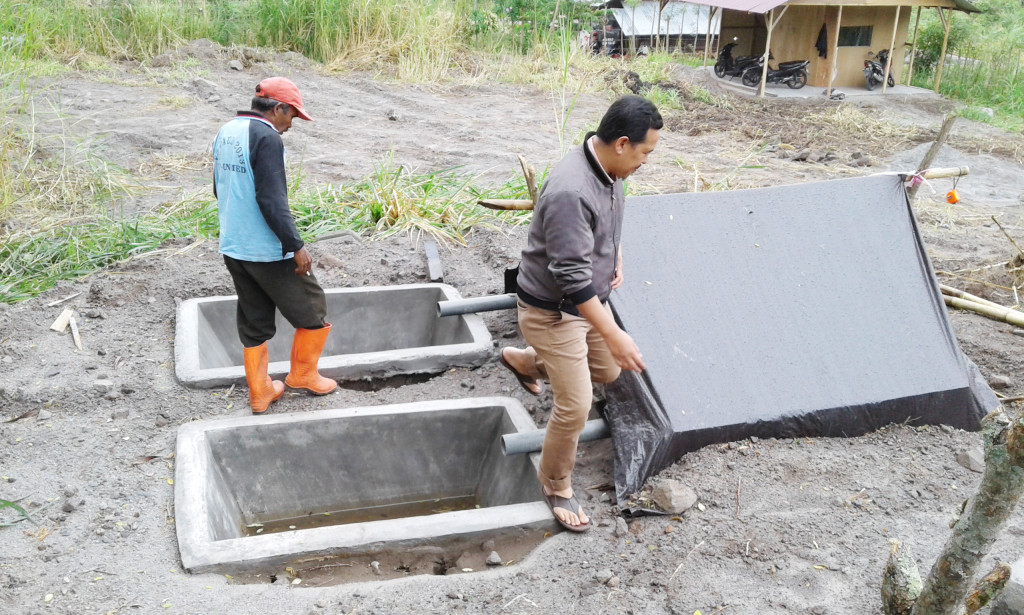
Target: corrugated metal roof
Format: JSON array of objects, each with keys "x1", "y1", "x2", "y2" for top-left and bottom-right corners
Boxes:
[{"x1": 608, "y1": 2, "x2": 722, "y2": 37}]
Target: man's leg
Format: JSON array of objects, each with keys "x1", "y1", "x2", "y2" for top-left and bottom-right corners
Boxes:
[
  {"x1": 223, "y1": 256, "x2": 285, "y2": 413},
  {"x1": 519, "y1": 302, "x2": 592, "y2": 529},
  {"x1": 237, "y1": 258, "x2": 336, "y2": 394}
]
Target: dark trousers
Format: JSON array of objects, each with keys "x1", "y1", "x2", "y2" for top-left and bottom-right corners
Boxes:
[{"x1": 223, "y1": 255, "x2": 328, "y2": 348}]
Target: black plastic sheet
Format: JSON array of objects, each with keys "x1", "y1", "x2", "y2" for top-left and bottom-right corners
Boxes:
[{"x1": 605, "y1": 175, "x2": 998, "y2": 509}]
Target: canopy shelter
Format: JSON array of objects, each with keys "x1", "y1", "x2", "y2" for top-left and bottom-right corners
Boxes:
[
  {"x1": 599, "y1": 1, "x2": 722, "y2": 53},
  {"x1": 604, "y1": 175, "x2": 998, "y2": 508},
  {"x1": 678, "y1": 0, "x2": 979, "y2": 96}
]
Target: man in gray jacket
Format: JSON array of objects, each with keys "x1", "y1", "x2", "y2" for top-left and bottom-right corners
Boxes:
[{"x1": 500, "y1": 95, "x2": 662, "y2": 532}]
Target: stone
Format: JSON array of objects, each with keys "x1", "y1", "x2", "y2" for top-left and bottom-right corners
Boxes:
[
  {"x1": 595, "y1": 569, "x2": 613, "y2": 584},
  {"x1": 485, "y1": 551, "x2": 502, "y2": 566},
  {"x1": 479, "y1": 539, "x2": 495, "y2": 552},
  {"x1": 607, "y1": 576, "x2": 620, "y2": 588},
  {"x1": 650, "y1": 480, "x2": 698, "y2": 514},
  {"x1": 956, "y1": 448, "x2": 985, "y2": 473},
  {"x1": 93, "y1": 379, "x2": 115, "y2": 394},
  {"x1": 614, "y1": 517, "x2": 629, "y2": 538},
  {"x1": 793, "y1": 148, "x2": 810, "y2": 162},
  {"x1": 61, "y1": 500, "x2": 75, "y2": 513},
  {"x1": 228, "y1": 59, "x2": 244, "y2": 71},
  {"x1": 318, "y1": 254, "x2": 344, "y2": 269},
  {"x1": 191, "y1": 77, "x2": 219, "y2": 99},
  {"x1": 155, "y1": 415, "x2": 170, "y2": 428},
  {"x1": 111, "y1": 409, "x2": 129, "y2": 420},
  {"x1": 151, "y1": 54, "x2": 171, "y2": 67},
  {"x1": 207, "y1": 94, "x2": 221, "y2": 103},
  {"x1": 37, "y1": 410, "x2": 52, "y2": 421},
  {"x1": 989, "y1": 374, "x2": 1013, "y2": 390}
]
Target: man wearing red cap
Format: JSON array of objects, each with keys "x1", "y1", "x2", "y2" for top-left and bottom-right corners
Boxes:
[{"x1": 212, "y1": 77, "x2": 337, "y2": 414}]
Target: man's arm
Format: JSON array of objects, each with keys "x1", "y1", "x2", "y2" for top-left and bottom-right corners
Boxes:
[
  {"x1": 576, "y1": 296, "x2": 644, "y2": 372},
  {"x1": 249, "y1": 127, "x2": 304, "y2": 257}
]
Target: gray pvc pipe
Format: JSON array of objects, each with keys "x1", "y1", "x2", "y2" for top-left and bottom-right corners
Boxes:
[
  {"x1": 501, "y1": 419, "x2": 610, "y2": 456},
  {"x1": 437, "y1": 293, "x2": 517, "y2": 317}
]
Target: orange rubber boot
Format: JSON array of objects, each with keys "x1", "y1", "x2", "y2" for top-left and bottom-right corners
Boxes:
[
  {"x1": 243, "y1": 342, "x2": 285, "y2": 414},
  {"x1": 284, "y1": 323, "x2": 338, "y2": 395}
]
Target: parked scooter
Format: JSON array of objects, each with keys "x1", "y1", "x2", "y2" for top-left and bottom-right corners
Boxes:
[
  {"x1": 741, "y1": 55, "x2": 809, "y2": 89},
  {"x1": 863, "y1": 48, "x2": 896, "y2": 90},
  {"x1": 713, "y1": 41, "x2": 760, "y2": 79}
]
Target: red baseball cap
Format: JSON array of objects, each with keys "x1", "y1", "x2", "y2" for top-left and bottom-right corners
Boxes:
[{"x1": 254, "y1": 77, "x2": 313, "y2": 121}]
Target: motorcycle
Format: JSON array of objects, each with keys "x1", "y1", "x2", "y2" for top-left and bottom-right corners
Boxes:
[
  {"x1": 863, "y1": 48, "x2": 896, "y2": 90},
  {"x1": 741, "y1": 55, "x2": 809, "y2": 89},
  {"x1": 713, "y1": 41, "x2": 760, "y2": 79}
]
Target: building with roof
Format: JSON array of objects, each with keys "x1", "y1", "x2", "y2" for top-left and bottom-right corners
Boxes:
[{"x1": 598, "y1": 0, "x2": 979, "y2": 96}]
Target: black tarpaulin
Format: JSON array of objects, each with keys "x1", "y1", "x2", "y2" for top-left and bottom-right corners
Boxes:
[{"x1": 605, "y1": 175, "x2": 998, "y2": 508}]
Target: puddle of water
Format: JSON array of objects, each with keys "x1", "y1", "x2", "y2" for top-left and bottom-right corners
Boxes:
[{"x1": 242, "y1": 495, "x2": 481, "y2": 536}]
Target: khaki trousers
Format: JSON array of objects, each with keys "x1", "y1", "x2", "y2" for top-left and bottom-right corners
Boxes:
[{"x1": 517, "y1": 300, "x2": 621, "y2": 491}]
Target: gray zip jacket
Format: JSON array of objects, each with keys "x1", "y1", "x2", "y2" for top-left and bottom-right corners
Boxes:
[{"x1": 517, "y1": 133, "x2": 625, "y2": 312}]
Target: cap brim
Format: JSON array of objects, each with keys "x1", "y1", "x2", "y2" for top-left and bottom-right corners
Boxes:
[{"x1": 294, "y1": 106, "x2": 313, "y2": 122}]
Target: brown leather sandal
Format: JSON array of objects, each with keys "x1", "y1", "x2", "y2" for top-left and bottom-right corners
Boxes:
[{"x1": 499, "y1": 349, "x2": 544, "y2": 396}]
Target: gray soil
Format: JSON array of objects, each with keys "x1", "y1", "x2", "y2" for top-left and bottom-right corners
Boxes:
[{"x1": 2, "y1": 41, "x2": 1024, "y2": 615}]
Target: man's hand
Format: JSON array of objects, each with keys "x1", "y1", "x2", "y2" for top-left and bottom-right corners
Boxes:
[
  {"x1": 577, "y1": 295, "x2": 644, "y2": 372},
  {"x1": 293, "y1": 247, "x2": 312, "y2": 276},
  {"x1": 606, "y1": 328, "x2": 645, "y2": 372},
  {"x1": 610, "y1": 245, "x2": 624, "y2": 290}
]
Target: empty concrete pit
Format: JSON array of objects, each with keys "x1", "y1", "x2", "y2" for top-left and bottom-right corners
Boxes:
[
  {"x1": 174, "y1": 397, "x2": 555, "y2": 577},
  {"x1": 174, "y1": 283, "x2": 492, "y2": 388}
]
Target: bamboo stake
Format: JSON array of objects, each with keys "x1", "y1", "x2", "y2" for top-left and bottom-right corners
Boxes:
[
  {"x1": 907, "y1": 7, "x2": 921, "y2": 85},
  {"x1": 477, "y1": 199, "x2": 534, "y2": 211},
  {"x1": 517, "y1": 155, "x2": 538, "y2": 206},
  {"x1": 964, "y1": 563, "x2": 1012, "y2": 614},
  {"x1": 991, "y1": 216, "x2": 1024, "y2": 257},
  {"x1": 943, "y1": 295, "x2": 1024, "y2": 328},
  {"x1": 910, "y1": 410, "x2": 1024, "y2": 615},
  {"x1": 882, "y1": 6, "x2": 900, "y2": 94}
]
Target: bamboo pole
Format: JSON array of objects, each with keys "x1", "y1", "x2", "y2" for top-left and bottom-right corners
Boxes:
[
  {"x1": 920, "y1": 166, "x2": 968, "y2": 180},
  {"x1": 882, "y1": 6, "x2": 900, "y2": 94},
  {"x1": 906, "y1": 6, "x2": 921, "y2": 85},
  {"x1": 934, "y1": 8, "x2": 952, "y2": 93},
  {"x1": 827, "y1": 6, "x2": 842, "y2": 98},
  {"x1": 943, "y1": 295, "x2": 1024, "y2": 328},
  {"x1": 909, "y1": 410, "x2": 1024, "y2": 615},
  {"x1": 703, "y1": 6, "x2": 716, "y2": 67},
  {"x1": 940, "y1": 284, "x2": 1014, "y2": 311},
  {"x1": 758, "y1": 10, "x2": 774, "y2": 98}
]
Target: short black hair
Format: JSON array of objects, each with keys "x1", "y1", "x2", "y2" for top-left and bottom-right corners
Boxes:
[
  {"x1": 595, "y1": 95, "x2": 663, "y2": 144},
  {"x1": 251, "y1": 96, "x2": 285, "y2": 113}
]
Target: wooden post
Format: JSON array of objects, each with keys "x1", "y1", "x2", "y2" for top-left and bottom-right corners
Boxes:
[
  {"x1": 827, "y1": 5, "x2": 842, "y2": 98},
  {"x1": 703, "y1": 6, "x2": 716, "y2": 67},
  {"x1": 882, "y1": 6, "x2": 900, "y2": 93},
  {"x1": 934, "y1": 7, "x2": 952, "y2": 93},
  {"x1": 758, "y1": 9, "x2": 774, "y2": 98},
  {"x1": 906, "y1": 6, "x2": 921, "y2": 85},
  {"x1": 908, "y1": 113, "x2": 956, "y2": 199}
]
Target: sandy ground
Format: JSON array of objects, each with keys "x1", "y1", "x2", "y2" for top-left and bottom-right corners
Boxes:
[{"x1": 2, "y1": 41, "x2": 1024, "y2": 614}]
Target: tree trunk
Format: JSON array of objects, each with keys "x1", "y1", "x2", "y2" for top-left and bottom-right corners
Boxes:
[{"x1": 910, "y1": 410, "x2": 1024, "y2": 615}]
